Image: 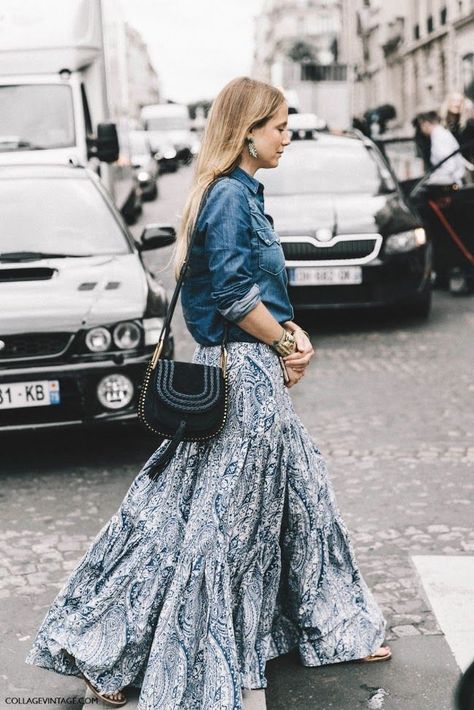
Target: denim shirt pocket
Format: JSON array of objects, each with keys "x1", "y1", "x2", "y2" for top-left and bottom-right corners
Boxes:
[{"x1": 250, "y1": 210, "x2": 286, "y2": 276}]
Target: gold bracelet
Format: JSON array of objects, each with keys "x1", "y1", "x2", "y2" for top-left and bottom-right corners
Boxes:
[{"x1": 272, "y1": 328, "x2": 296, "y2": 356}]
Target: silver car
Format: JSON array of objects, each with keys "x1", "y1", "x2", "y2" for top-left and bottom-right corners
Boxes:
[{"x1": 0, "y1": 163, "x2": 174, "y2": 431}]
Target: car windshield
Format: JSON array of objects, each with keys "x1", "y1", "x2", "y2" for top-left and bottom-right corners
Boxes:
[
  {"x1": 144, "y1": 116, "x2": 190, "y2": 131},
  {"x1": 262, "y1": 141, "x2": 388, "y2": 195},
  {"x1": 1, "y1": 177, "x2": 130, "y2": 257},
  {"x1": 0, "y1": 84, "x2": 75, "y2": 151}
]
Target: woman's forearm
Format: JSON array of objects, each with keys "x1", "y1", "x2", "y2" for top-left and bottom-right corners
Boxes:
[{"x1": 235, "y1": 301, "x2": 284, "y2": 345}]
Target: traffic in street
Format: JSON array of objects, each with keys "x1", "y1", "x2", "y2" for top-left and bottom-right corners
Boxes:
[
  {"x1": 1, "y1": 1, "x2": 474, "y2": 707},
  {"x1": 1, "y1": 163, "x2": 473, "y2": 709}
]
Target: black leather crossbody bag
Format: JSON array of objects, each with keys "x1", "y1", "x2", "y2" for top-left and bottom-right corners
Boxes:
[{"x1": 138, "y1": 181, "x2": 229, "y2": 480}]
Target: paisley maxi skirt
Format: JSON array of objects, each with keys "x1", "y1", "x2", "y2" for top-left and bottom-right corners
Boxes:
[{"x1": 26, "y1": 342, "x2": 386, "y2": 709}]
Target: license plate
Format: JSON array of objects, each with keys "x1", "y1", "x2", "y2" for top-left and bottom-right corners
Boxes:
[
  {"x1": 288, "y1": 266, "x2": 362, "y2": 286},
  {"x1": 0, "y1": 380, "x2": 60, "y2": 410}
]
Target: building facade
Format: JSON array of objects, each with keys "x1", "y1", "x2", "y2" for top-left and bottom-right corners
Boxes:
[
  {"x1": 125, "y1": 24, "x2": 161, "y2": 118},
  {"x1": 102, "y1": 0, "x2": 160, "y2": 121},
  {"x1": 252, "y1": 0, "x2": 353, "y2": 128},
  {"x1": 346, "y1": 0, "x2": 474, "y2": 131}
]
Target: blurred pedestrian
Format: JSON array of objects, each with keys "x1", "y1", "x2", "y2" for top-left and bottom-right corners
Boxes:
[
  {"x1": 440, "y1": 92, "x2": 474, "y2": 174},
  {"x1": 352, "y1": 114, "x2": 371, "y2": 137},
  {"x1": 416, "y1": 111, "x2": 473, "y2": 291},
  {"x1": 25, "y1": 76, "x2": 390, "y2": 709},
  {"x1": 417, "y1": 111, "x2": 465, "y2": 191}
]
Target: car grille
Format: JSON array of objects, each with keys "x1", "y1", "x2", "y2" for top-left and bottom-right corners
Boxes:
[
  {"x1": 0, "y1": 333, "x2": 73, "y2": 362},
  {"x1": 281, "y1": 235, "x2": 382, "y2": 264}
]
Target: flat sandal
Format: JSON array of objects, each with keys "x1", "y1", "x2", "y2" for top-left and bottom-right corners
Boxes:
[
  {"x1": 357, "y1": 645, "x2": 392, "y2": 663},
  {"x1": 82, "y1": 673, "x2": 127, "y2": 707}
]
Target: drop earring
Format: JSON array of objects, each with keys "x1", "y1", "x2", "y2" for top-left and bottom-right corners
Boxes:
[{"x1": 247, "y1": 137, "x2": 258, "y2": 158}]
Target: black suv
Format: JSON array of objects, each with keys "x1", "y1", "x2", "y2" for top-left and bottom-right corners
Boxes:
[{"x1": 260, "y1": 128, "x2": 432, "y2": 317}]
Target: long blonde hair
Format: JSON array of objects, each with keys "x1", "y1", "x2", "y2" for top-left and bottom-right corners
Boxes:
[
  {"x1": 173, "y1": 76, "x2": 285, "y2": 279},
  {"x1": 440, "y1": 92, "x2": 473, "y2": 130}
]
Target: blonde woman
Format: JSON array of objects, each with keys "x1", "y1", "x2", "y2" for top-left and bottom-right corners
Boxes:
[
  {"x1": 440, "y1": 92, "x2": 474, "y2": 168},
  {"x1": 26, "y1": 77, "x2": 389, "y2": 709}
]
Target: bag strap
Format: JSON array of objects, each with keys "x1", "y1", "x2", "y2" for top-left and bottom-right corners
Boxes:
[{"x1": 150, "y1": 178, "x2": 228, "y2": 373}]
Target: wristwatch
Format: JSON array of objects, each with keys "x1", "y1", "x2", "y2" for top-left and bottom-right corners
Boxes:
[{"x1": 272, "y1": 328, "x2": 297, "y2": 356}]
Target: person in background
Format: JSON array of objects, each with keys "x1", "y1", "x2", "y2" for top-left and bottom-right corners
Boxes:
[
  {"x1": 417, "y1": 111, "x2": 465, "y2": 192},
  {"x1": 412, "y1": 113, "x2": 432, "y2": 171},
  {"x1": 417, "y1": 111, "x2": 470, "y2": 292},
  {"x1": 440, "y1": 92, "x2": 474, "y2": 174}
]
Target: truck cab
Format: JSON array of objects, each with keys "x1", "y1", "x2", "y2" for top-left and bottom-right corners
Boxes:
[{"x1": 0, "y1": 0, "x2": 140, "y2": 223}]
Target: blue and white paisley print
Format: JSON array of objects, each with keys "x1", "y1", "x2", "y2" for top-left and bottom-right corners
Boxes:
[{"x1": 26, "y1": 342, "x2": 386, "y2": 709}]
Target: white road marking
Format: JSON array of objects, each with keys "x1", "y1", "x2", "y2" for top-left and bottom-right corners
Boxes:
[
  {"x1": 242, "y1": 688, "x2": 267, "y2": 710},
  {"x1": 412, "y1": 555, "x2": 474, "y2": 671}
]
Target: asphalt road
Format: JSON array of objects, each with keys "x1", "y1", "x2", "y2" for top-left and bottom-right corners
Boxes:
[{"x1": 1, "y1": 165, "x2": 472, "y2": 709}]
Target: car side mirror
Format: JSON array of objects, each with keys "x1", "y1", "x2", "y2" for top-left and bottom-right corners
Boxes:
[
  {"x1": 137, "y1": 224, "x2": 176, "y2": 251},
  {"x1": 95, "y1": 122, "x2": 120, "y2": 163}
]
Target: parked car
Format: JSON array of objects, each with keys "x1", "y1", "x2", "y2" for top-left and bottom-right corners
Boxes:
[
  {"x1": 140, "y1": 103, "x2": 194, "y2": 167},
  {"x1": 153, "y1": 141, "x2": 180, "y2": 174},
  {"x1": 130, "y1": 129, "x2": 159, "y2": 201},
  {"x1": 259, "y1": 129, "x2": 432, "y2": 318},
  {"x1": 0, "y1": 163, "x2": 174, "y2": 432}
]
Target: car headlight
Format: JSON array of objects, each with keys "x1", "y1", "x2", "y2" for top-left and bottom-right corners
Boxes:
[
  {"x1": 113, "y1": 321, "x2": 141, "y2": 350},
  {"x1": 163, "y1": 148, "x2": 177, "y2": 159},
  {"x1": 137, "y1": 170, "x2": 150, "y2": 182},
  {"x1": 385, "y1": 228, "x2": 426, "y2": 255},
  {"x1": 143, "y1": 317, "x2": 165, "y2": 346},
  {"x1": 85, "y1": 327, "x2": 111, "y2": 352}
]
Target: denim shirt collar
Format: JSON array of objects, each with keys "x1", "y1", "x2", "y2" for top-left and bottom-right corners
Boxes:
[{"x1": 229, "y1": 165, "x2": 264, "y2": 195}]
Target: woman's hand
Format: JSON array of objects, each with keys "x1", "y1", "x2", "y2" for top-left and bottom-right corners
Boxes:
[
  {"x1": 283, "y1": 329, "x2": 314, "y2": 373},
  {"x1": 284, "y1": 363, "x2": 305, "y2": 388}
]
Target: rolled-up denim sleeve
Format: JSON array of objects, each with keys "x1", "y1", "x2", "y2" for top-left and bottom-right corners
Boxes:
[{"x1": 199, "y1": 179, "x2": 261, "y2": 322}]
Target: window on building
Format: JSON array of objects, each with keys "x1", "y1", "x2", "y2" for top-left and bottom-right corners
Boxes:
[
  {"x1": 414, "y1": 23, "x2": 420, "y2": 40},
  {"x1": 440, "y1": 6, "x2": 447, "y2": 24},
  {"x1": 439, "y1": 51, "x2": 447, "y2": 97},
  {"x1": 462, "y1": 53, "x2": 474, "y2": 100},
  {"x1": 427, "y1": 15, "x2": 434, "y2": 32}
]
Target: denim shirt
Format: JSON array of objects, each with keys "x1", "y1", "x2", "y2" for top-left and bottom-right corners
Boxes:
[{"x1": 181, "y1": 166, "x2": 294, "y2": 346}]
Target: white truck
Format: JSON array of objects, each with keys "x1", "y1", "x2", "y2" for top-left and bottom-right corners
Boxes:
[{"x1": 0, "y1": 0, "x2": 141, "y2": 223}]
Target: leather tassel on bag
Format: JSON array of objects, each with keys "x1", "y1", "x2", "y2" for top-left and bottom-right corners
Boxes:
[{"x1": 146, "y1": 420, "x2": 187, "y2": 480}]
